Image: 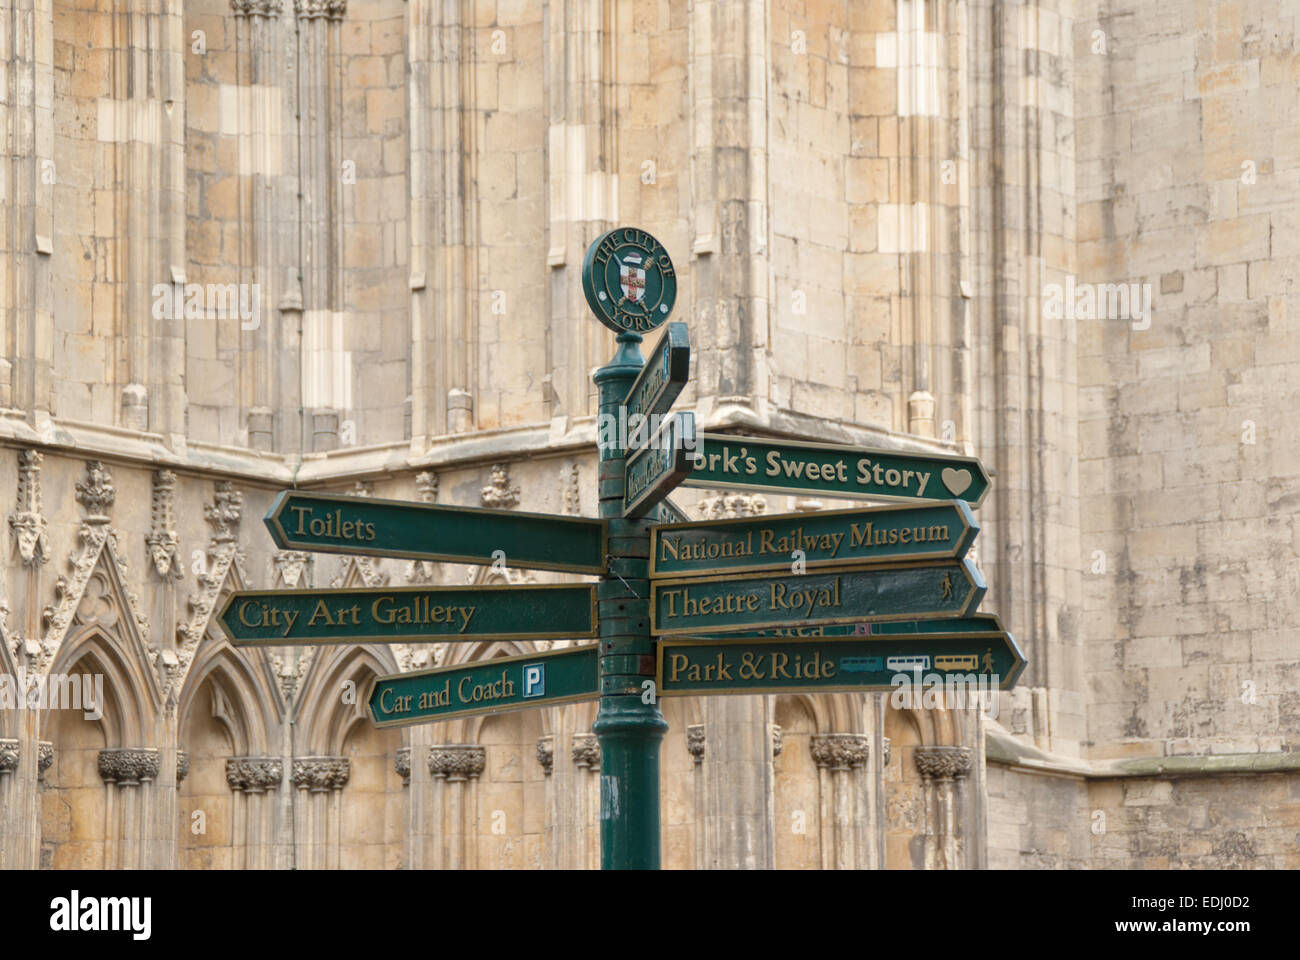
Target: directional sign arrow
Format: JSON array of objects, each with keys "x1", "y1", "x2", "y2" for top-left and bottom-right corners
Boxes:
[
  {"x1": 624, "y1": 411, "x2": 696, "y2": 519},
  {"x1": 657, "y1": 617, "x2": 1026, "y2": 696},
  {"x1": 648, "y1": 496, "x2": 690, "y2": 525},
  {"x1": 708, "y1": 613, "x2": 1013, "y2": 640},
  {"x1": 216, "y1": 584, "x2": 598, "y2": 647},
  {"x1": 623, "y1": 321, "x2": 689, "y2": 423},
  {"x1": 263, "y1": 490, "x2": 606, "y2": 575},
  {"x1": 369, "y1": 646, "x2": 599, "y2": 728},
  {"x1": 649, "y1": 500, "x2": 978, "y2": 578},
  {"x1": 650, "y1": 559, "x2": 986, "y2": 637},
  {"x1": 682, "y1": 434, "x2": 991, "y2": 507}
]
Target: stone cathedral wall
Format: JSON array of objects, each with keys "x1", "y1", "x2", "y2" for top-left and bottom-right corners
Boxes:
[{"x1": 1, "y1": 0, "x2": 1297, "y2": 869}]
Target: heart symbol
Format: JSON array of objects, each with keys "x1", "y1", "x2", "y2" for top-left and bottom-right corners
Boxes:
[{"x1": 941, "y1": 468, "x2": 972, "y2": 496}]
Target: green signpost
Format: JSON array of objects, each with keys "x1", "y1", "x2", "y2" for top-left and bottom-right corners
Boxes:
[
  {"x1": 682, "y1": 433, "x2": 991, "y2": 507},
  {"x1": 649, "y1": 500, "x2": 978, "y2": 577},
  {"x1": 623, "y1": 411, "x2": 696, "y2": 519},
  {"x1": 623, "y1": 321, "x2": 690, "y2": 422},
  {"x1": 706, "y1": 612, "x2": 1013, "y2": 639},
  {"x1": 263, "y1": 490, "x2": 606, "y2": 574},
  {"x1": 369, "y1": 646, "x2": 599, "y2": 728},
  {"x1": 650, "y1": 560, "x2": 986, "y2": 636},
  {"x1": 215, "y1": 584, "x2": 598, "y2": 646},
  {"x1": 657, "y1": 622, "x2": 1026, "y2": 697},
  {"x1": 219, "y1": 227, "x2": 1024, "y2": 871}
]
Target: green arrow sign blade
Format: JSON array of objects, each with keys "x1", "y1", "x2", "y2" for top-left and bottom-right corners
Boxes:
[
  {"x1": 216, "y1": 584, "x2": 598, "y2": 646},
  {"x1": 622, "y1": 321, "x2": 689, "y2": 422},
  {"x1": 369, "y1": 646, "x2": 599, "y2": 728},
  {"x1": 650, "y1": 500, "x2": 978, "y2": 578},
  {"x1": 648, "y1": 496, "x2": 690, "y2": 525},
  {"x1": 624, "y1": 412, "x2": 696, "y2": 519},
  {"x1": 681, "y1": 434, "x2": 991, "y2": 507},
  {"x1": 657, "y1": 627, "x2": 1025, "y2": 696},
  {"x1": 710, "y1": 613, "x2": 1008, "y2": 638},
  {"x1": 650, "y1": 559, "x2": 986, "y2": 636},
  {"x1": 263, "y1": 491, "x2": 607, "y2": 574}
]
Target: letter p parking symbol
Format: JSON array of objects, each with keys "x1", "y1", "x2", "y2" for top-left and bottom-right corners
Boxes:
[{"x1": 523, "y1": 664, "x2": 545, "y2": 699}]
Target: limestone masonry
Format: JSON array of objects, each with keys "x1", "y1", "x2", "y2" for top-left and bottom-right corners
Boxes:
[{"x1": 0, "y1": 0, "x2": 1296, "y2": 869}]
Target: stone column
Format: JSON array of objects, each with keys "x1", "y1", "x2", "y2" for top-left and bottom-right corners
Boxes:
[
  {"x1": 571, "y1": 733, "x2": 601, "y2": 871},
  {"x1": 429, "y1": 745, "x2": 485, "y2": 871},
  {"x1": 98, "y1": 748, "x2": 160, "y2": 871},
  {"x1": 6, "y1": 450, "x2": 51, "y2": 869},
  {"x1": 536, "y1": 735, "x2": 555, "y2": 869},
  {"x1": 811, "y1": 734, "x2": 870, "y2": 870},
  {"x1": 394, "y1": 747, "x2": 412, "y2": 870},
  {"x1": 701, "y1": 692, "x2": 776, "y2": 869},
  {"x1": 686, "y1": 724, "x2": 706, "y2": 870},
  {"x1": 226, "y1": 757, "x2": 283, "y2": 869},
  {"x1": 689, "y1": 0, "x2": 771, "y2": 411},
  {"x1": 914, "y1": 745, "x2": 973, "y2": 870},
  {"x1": 230, "y1": 0, "x2": 287, "y2": 449},
  {"x1": 291, "y1": 756, "x2": 350, "y2": 870}
]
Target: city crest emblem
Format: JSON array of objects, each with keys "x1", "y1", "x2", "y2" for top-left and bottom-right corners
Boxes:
[
  {"x1": 582, "y1": 227, "x2": 677, "y2": 334},
  {"x1": 619, "y1": 252, "x2": 647, "y2": 303}
]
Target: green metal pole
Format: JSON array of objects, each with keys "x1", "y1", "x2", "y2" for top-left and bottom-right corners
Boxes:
[{"x1": 593, "y1": 330, "x2": 667, "y2": 870}]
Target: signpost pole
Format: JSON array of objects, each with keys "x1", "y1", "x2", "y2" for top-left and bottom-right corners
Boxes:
[{"x1": 593, "y1": 330, "x2": 667, "y2": 870}]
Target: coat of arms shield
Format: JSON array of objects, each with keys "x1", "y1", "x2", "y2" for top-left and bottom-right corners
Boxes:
[{"x1": 618, "y1": 252, "x2": 647, "y2": 303}]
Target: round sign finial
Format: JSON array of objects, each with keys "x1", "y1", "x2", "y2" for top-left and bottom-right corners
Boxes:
[{"x1": 582, "y1": 227, "x2": 677, "y2": 335}]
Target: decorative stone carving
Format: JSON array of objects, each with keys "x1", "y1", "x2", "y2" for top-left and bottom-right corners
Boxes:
[
  {"x1": 349, "y1": 481, "x2": 373, "y2": 498},
  {"x1": 810, "y1": 734, "x2": 870, "y2": 770},
  {"x1": 882, "y1": 738, "x2": 892, "y2": 768},
  {"x1": 76, "y1": 460, "x2": 116, "y2": 519},
  {"x1": 395, "y1": 747, "x2": 411, "y2": 785},
  {"x1": 273, "y1": 551, "x2": 311, "y2": 588},
  {"x1": 231, "y1": 0, "x2": 282, "y2": 17},
  {"x1": 10, "y1": 449, "x2": 50, "y2": 566},
  {"x1": 771, "y1": 724, "x2": 784, "y2": 758},
  {"x1": 686, "y1": 724, "x2": 705, "y2": 764},
  {"x1": 563, "y1": 462, "x2": 580, "y2": 515},
  {"x1": 572, "y1": 733, "x2": 601, "y2": 770},
  {"x1": 697, "y1": 491, "x2": 767, "y2": 519},
  {"x1": 40, "y1": 483, "x2": 151, "y2": 674},
  {"x1": 291, "y1": 757, "x2": 351, "y2": 792},
  {"x1": 146, "y1": 470, "x2": 185, "y2": 580},
  {"x1": 177, "y1": 751, "x2": 190, "y2": 784},
  {"x1": 0, "y1": 739, "x2": 17, "y2": 774},
  {"x1": 38, "y1": 741, "x2": 53, "y2": 779},
  {"x1": 914, "y1": 745, "x2": 973, "y2": 781},
  {"x1": 428, "y1": 745, "x2": 486, "y2": 780},
  {"x1": 331, "y1": 553, "x2": 389, "y2": 589},
  {"x1": 792, "y1": 496, "x2": 823, "y2": 512},
  {"x1": 294, "y1": 0, "x2": 345, "y2": 20},
  {"x1": 480, "y1": 464, "x2": 520, "y2": 509},
  {"x1": 415, "y1": 471, "x2": 439, "y2": 503},
  {"x1": 225, "y1": 757, "x2": 284, "y2": 793},
  {"x1": 536, "y1": 735, "x2": 554, "y2": 775},
  {"x1": 177, "y1": 483, "x2": 250, "y2": 685},
  {"x1": 204, "y1": 482, "x2": 243, "y2": 544},
  {"x1": 98, "y1": 748, "x2": 161, "y2": 785},
  {"x1": 268, "y1": 650, "x2": 315, "y2": 701}
]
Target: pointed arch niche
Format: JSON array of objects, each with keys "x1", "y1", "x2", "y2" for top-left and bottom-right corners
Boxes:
[
  {"x1": 178, "y1": 642, "x2": 281, "y2": 869},
  {"x1": 41, "y1": 629, "x2": 156, "y2": 870}
]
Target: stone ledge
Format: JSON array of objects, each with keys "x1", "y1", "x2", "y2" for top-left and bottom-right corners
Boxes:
[
  {"x1": 0, "y1": 403, "x2": 971, "y2": 487},
  {"x1": 987, "y1": 726, "x2": 1300, "y2": 780}
]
